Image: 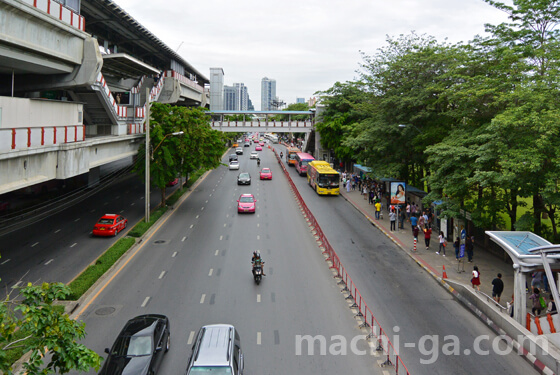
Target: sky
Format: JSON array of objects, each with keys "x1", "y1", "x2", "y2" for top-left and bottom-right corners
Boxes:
[{"x1": 113, "y1": 0, "x2": 512, "y2": 110}]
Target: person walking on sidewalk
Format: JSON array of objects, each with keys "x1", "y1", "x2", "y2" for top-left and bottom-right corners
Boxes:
[
  {"x1": 454, "y1": 237, "x2": 460, "y2": 260},
  {"x1": 410, "y1": 214, "x2": 418, "y2": 234},
  {"x1": 471, "y1": 266, "x2": 481, "y2": 291},
  {"x1": 375, "y1": 201, "x2": 381, "y2": 220},
  {"x1": 466, "y1": 235, "x2": 474, "y2": 262},
  {"x1": 491, "y1": 273, "x2": 504, "y2": 303},
  {"x1": 399, "y1": 208, "x2": 406, "y2": 229},
  {"x1": 389, "y1": 209, "x2": 396, "y2": 231},
  {"x1": 530, "y1": 288, "x2": 542, "y2": 316},
  {"x1": 424, "y1": 227, "x2": 432, "y2": 249},
  {"x1": 437, "y1": 231, "x2": 446, "y2": 256}
]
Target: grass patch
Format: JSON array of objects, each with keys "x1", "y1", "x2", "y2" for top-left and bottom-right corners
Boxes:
[
  {"x1": 64, "y1": 237, "x2": 136, "y2": 300},
  {"x1": 127, "y1": 206, "x2": 167, "y2": 237}
]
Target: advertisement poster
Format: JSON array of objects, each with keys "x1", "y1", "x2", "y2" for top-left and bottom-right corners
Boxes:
[{"x1": 390, "y1": 181, "x2": 406, "y2": 205}]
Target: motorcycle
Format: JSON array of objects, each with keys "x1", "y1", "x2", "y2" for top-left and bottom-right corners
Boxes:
[
  {"x1": 280, "y1": 152, "x2": 283, "y2": 159},
  {"x1": 252, "y1": 261, "x2": 264, "y2": 285},
  {"x1": 257, "y1": 159, "x2": 261, "y2": 167}
]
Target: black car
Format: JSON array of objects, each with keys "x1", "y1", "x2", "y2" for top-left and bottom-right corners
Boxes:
[
  {"x1": 99, "y1": 314, "x2": 170, "y2": 375},
  {"x1": 237, "y1": 172, "x2": 251, "y2": 185},
  {"x1": 229, "y1": 154, "x2": 238, "y2": 162}
]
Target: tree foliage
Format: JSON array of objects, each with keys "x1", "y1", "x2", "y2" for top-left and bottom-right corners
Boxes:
[{"x1": 0, "y1": 281, "x2": 101, "y2": 374}]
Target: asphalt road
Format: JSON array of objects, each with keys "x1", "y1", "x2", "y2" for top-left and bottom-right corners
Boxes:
[
  {"x1": 68, "y1": 146, "x2": 381, "y2": 375},
  {"x1": 275, "y1": 144, "x2": 537, "y2": 375},
  {"x1": 0, "y1": 171, "x2": 176, "y2": 294}
]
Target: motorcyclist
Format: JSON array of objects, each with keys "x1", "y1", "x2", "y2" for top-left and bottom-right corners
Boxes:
[
  {"x1": 257, "y1": 157, "x2": 261, "y2": 166},
  {"x1": 251, "y1": 251, "x2": 265, "y2": 276},
  {"x1": 280, "y1": 151, "x2": 283, "y2": 159}
]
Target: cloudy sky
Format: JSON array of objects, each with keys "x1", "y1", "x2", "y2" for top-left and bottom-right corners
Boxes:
[{"x1": 113, "y1": 0, "x2": 512, "y2": 109}]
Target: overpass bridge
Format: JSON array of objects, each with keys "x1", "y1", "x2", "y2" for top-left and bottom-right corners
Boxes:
[{"x1": 209, "y1": 110, "x2": 315, "y2": 133}]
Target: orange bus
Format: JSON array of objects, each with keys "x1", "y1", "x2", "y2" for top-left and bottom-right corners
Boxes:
[
  {"x1": 286, "y1": 147, "x2": 301, "y2": 166},
  {"x1": 294, "y1": 152, "x2": 315, "y2": 176}
]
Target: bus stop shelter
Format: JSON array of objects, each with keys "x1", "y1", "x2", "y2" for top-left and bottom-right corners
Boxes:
[{"x1": 487, "y1": 231, "x2": 560, "y2": 325}]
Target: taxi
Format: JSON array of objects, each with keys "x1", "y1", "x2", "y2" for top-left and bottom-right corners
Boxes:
[{"x1": 93, "y1": 214, "x2": 127, "y2": 236}]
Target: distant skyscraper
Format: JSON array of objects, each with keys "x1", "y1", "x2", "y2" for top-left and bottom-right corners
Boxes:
[
  {"x1": 261, "y1": 77, "x2": 276, "y2": 111},
  {"x1": 234, "y1": 83, "x2": 249, "y2": 110},
  {"x1": 223, "y1": 86, "x2": 236, "y2": 110},
  {"x1": 209, "y1": 67, "x2": 224, "y2": 111},
  {"x1": 296, "y1": 97, "x2": 305, "y2": 104}
]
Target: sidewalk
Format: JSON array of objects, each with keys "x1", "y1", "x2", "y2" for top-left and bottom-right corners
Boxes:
[{"x1": 340, "y1": 188, "x2": 514, "y2": 308}]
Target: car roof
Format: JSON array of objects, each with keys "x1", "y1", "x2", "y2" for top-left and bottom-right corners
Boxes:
[
  {"x1": 101, "y1": 214, "x2": 118, "y2": 218},
  {"x1": 240, "y1": 193, "x2": 254, "y2": 198},
  {"x1": 194, "y1": 324, "x2": 235, "y2": 366}
]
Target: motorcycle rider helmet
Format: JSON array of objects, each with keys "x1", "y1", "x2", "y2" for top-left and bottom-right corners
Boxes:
[{"x1": 255, "y1": 250, "x2": 261, "y2": 259}]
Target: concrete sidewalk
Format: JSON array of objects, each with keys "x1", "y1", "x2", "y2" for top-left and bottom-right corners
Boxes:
[{"x1": 340, "y1": 188, "x2": 514, "y2": 309}]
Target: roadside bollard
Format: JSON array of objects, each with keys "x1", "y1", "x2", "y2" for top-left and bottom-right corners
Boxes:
[{"x1": 413, "y1": 238, "x2": 417, "y2": 252}]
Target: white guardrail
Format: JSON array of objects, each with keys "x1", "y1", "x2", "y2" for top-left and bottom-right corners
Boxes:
[
  {"x1": 0, "y1": 125, "x2": 85, "y2": 153},
  {"x1": 21, "y1": 0, "x2": 85, "y2": 31}
]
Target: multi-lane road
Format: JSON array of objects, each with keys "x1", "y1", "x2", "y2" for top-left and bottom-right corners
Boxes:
[{"x1": 1, "y1": 142, "x2": 538, "y2": 374}]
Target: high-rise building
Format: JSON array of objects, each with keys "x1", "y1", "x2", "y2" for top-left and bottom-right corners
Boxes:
[
  {"x1": 261, "y1": 77, "x2": 276, "y2": 111},
  {"x1": 223, "y1": 85, "x2": 237, "y2": 111},
  {"x1": 234, "y1": 83, "x2": 249, "y2": 111},
  {"x1": 296, "y1": 97, "x2": 305, "y2": 104},
  {"x1": 209, "y1": 67, "x2": 224, "y2": 111}
]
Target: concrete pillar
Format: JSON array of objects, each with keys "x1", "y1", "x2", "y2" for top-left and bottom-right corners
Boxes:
[{"x1": 514, "y1": 267, "x2": 527, "y2": 325}]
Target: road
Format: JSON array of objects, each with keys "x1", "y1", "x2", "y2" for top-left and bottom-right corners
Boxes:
[
  {"x1": 69, "y1": 145, "x2": 380, "y2": 375},
  {"x1": 276, "y1": 144, "x2": 537, "y2": 374}
]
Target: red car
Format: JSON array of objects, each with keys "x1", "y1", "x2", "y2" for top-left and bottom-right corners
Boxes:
[
  {"x1": 260, "y1": 168, "x2": 272, "y2": 180},
  {"x1": 93, "y1": 214, "x2": 128, "y2": 236},
  {"x1": 255, "y1": 145, "x2": 262, "y2": 151},
  {"x1": 237, "y1": 194, "x2": 257, "y2": 214}
]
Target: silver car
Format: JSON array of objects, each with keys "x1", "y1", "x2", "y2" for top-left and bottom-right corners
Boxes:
[
  {"x1": 229, "y1": 160, "x2": 240, "y2": 170},
  {"x1": 250, "y1": 151, "x2": 259, "y2": 159}
]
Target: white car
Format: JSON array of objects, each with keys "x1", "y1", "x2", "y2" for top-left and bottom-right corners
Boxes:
[
  {"x1": 229, "y1": 160, "x2": 240, "y2": 170},
  {"x1": 250, "y1": 151, "x2": 259, "y2": 159}
]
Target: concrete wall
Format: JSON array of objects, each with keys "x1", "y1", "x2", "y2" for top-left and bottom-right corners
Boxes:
[{"x1": 0, "y1": 97, "x2": 83, "y2": 128}]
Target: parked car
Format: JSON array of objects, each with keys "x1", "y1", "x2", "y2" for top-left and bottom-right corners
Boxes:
[
  {"x1": 237, "y1": 193, "x2": 256, "y2": 213},
  {"x1": 237, "y1": 172, "x2": 251, "y2": 185},
  {"x1": 259, "y1": 168, "x2": 272, "y2": 180},
  {"x1": 229, "y1": 160, "x2": 240, "y2": 170},
  {"x1": 98, "y1": 314, "x2": 170, "y2": 375},
  {"x1": 166, "y1": 178, "x2": 179, "y2": 187},
  {"x1": 92, "y1": 214, "x2": 127, "y2": 237}
]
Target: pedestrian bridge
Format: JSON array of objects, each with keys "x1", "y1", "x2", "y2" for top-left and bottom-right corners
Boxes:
[{"x1": 209, "y1": 110, "x2": 314, "y2": 133}]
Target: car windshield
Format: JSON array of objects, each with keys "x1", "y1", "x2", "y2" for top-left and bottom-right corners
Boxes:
[
  {"x1": 230, "y1": 161, "x2": 238, "y2": 164},
  {"x1": 262, "y1": 169, "x2": 270, "y2": 173},
  {"x1": 189, "y1": 367, "x2": 233, "y2": 375},
  {"x1": 98, "y1": 218, "x2": 114, "y2": 224},
  {"x1": 112, "y1": 335, "x2": 152, "y2": 357},
  {"x1": 239, "y1": 196, "x2": 254, "y2": 203},
  {"x1": 239, "y1": 173, "x2": 250, "y2": 179},
  {"x1": 318, "y1": 174, "x2": 340, "y2": 188}
]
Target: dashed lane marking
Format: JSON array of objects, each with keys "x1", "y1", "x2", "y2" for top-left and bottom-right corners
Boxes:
[
  {"x1": 172, "y1": 252, "x2": 178, "y2": 257},
  {"x1": 31, "y1": 242, "x2": 39, "y2": 247},
  {"x1": 257, "y1": 294, "x2": 261, "y2": 303},
  {"x1": 70, "y1": 243, "x2": 77, "y2": 248},
  {"x1": 187, "y1": 331, "x2": 195, "y2": 345},
  {"x1": 257, "y1": 332, "x2": 262, "y2": 345},
  {"x1": 200, "y1": 294, "x2": 206, "y2": 304},
  {"x1": 141, "y1": 297, "x2": 150, "y2": 307},
  {"x1": 215, "y1": 250, "x2": 220, "y2": 256},
  {"x1": 159, "y1": 271, "x2": 166, "y2": 279},
  {"x1": 1, "y1": 259, "x2": 10, "y2": 265},
  {"x1": 45, "y1": 259, "x2": 54, "y2": 265},
  {"x1": 182, "y1": 237, "x2": 186, "y2": 242},
  {"x1": 209, "y1": 269, "x2": 213, "y2": 276}
]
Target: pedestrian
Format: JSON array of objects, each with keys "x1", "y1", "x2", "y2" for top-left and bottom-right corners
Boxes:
[
  {"x1": 389, "y1": 209, "x2": 396, "y2": 231},
  {"x1": 491, "y1": 273, "x2": 504, "y2": 303},
  {"x1": 411, "y1": 202, "x2": 417, "y2": 217},
  {"x1": 529, "y1": 288, "x2": 542, "y2": 316},
  {"x1": 471, "y1": 265, "x2": 481, "y2": 291},
  {"x1": 437, "y1": 231, "x2": 446, "y2": 256},
  {"x1": 346, "y1": 178, "x2": 351, "y2": 193},
  {"x1": 466, "y1": 235, "x2": 474, "y2": 262},
  {"x1": 454, "y1": 237, "x2": 460, "y2": 260},
  {"x1": 412, "y1": 225, "x2": 419, "y2": 249},
  {"x1": 508, "y1": 294, "x2": 514, "y2": 318},
  {"x1": 424, "y1": 227, "x2": 432, "y2": 249},
  {"x1": 418, "y1": 213, "x2": 425, "y2": 232},
  {"x1": 548, "y1": 295, "x2": 557, "y2": 314},
  {"x1": 399, "y1": 208, "x2": 406, "y2": 229},
  {"x1": 410, "y1": 214, "x2": 418, "y2": 235},
  {"x1": 374, "y1": 201, "x2": 381, "y2": 220},
  {"x1": 369, "y1": 190, "x2": 375, "y2": 205},
  {"x1": 406, "y1": 203, "x2": 411, "y2": 219},
  {"x1": 363, "y1": 185, "x2": 367, "y2": 199},
  {"x1": 531, "y1": 271, "x2": 544, "y2": 291}
]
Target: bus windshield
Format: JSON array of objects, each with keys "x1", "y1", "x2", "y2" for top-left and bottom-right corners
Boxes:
[{"x1": 317, "y1": 174, "x2": 339, "y2": 188}]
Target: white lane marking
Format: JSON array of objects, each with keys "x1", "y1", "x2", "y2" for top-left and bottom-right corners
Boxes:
[
  {"x1": 120, "y1": 210, "x2": 124, "y2": 213},
  {"x1": 159, "y1": 271, "x2": 166, "y2": 279},
  {"x1": 257, "y1": 294, "x2": 261, "y2": 303},
  {"x1": 257, "y1": 214, "x2": 260, "y2": 218},
  {"x1": 31, "y1": 242, "x2": 39, "y2": 247},
  {"x1": 187, "y1": 331, "x2": 195, "y2": 345},
  {"x1": 215, "y1": 250, "x2": 220, "y2": 256},
  {"x1": 196, "y1": 215, "x2": 199, "y2": 219},
  {"x1": 172, "y1": 252, "x2": 178, "y2": 257},
  {"x1": 45, "y1": 259, "x2": 54, "y2": 265},
  {"x1": 224, "y1": 223, "x2": 227, "y2": 227},
  {"x1": 70, "y1": 243, "x2": 77, "y2": 248},
  {"x1": 257, "y1": 235, "x2": 260, "y2": 240},
  {"x1": 182, "y1": 237, "x2": 186, "y2": 242},
  {"x1": 115, "y1": 196, "x2": 120, "y2": 199},
  {"x1": 220, "y1": 235, "x2": 223, "y2": 240},
  {"x1": 90, "y1": 209, "x2": 96, "y2": 213},
  {"x1": 200, "y1": 294, "x2": 206, "y2": 304},
  {"x1": 103, "y1": 202, "x2": 108, "y2": 206},
  {"x1": 208, "y1": 269, "x2": 213, "y2": 276},
  {"x1": 257, "y1": 223, "x2": 260, "y2": 228},
  {"x1": 141, "y1": 296, "x2": 150, "y2": 307},
  {"x1": 209, "y1": 194, "x2": 212, "y2": 197},
  {"x1": 190, "y1": 224, "x2": 194, "y2": 229},
  {"x1": 54, "y1": 229, "x2": 61, "y2": 234},
  {"x1": 1, "y1": 259, "x2": 10, "y2": 265},
  {"x1": 226, "y1": 214, "x2": 229, "y2": 218},
  {"x1": 257, "y1": 332, "x2": 262, "y2": 345},
  {"x1": 201, "y1": 207, "x2": 204, "y2": 211},
  {"x1": 205, "y1": 200, "x2": 208, "y2": 203},
  {"x1": 130, "y1": 202, "x2": 135, "y2": 206}
]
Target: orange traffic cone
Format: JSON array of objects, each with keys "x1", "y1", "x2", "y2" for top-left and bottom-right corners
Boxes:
[{"x1": 442, "y1": 265, "x2": 448, "y2": 279}]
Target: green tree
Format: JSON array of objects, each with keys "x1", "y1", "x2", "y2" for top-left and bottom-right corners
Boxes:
[{"x1": 1, "y1": 281, "x2": 101, "y2": 374}]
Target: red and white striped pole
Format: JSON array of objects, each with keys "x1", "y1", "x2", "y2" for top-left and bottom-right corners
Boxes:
[{"x1": 413, "y1": 237, "x2": 417, "y2": 252}]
